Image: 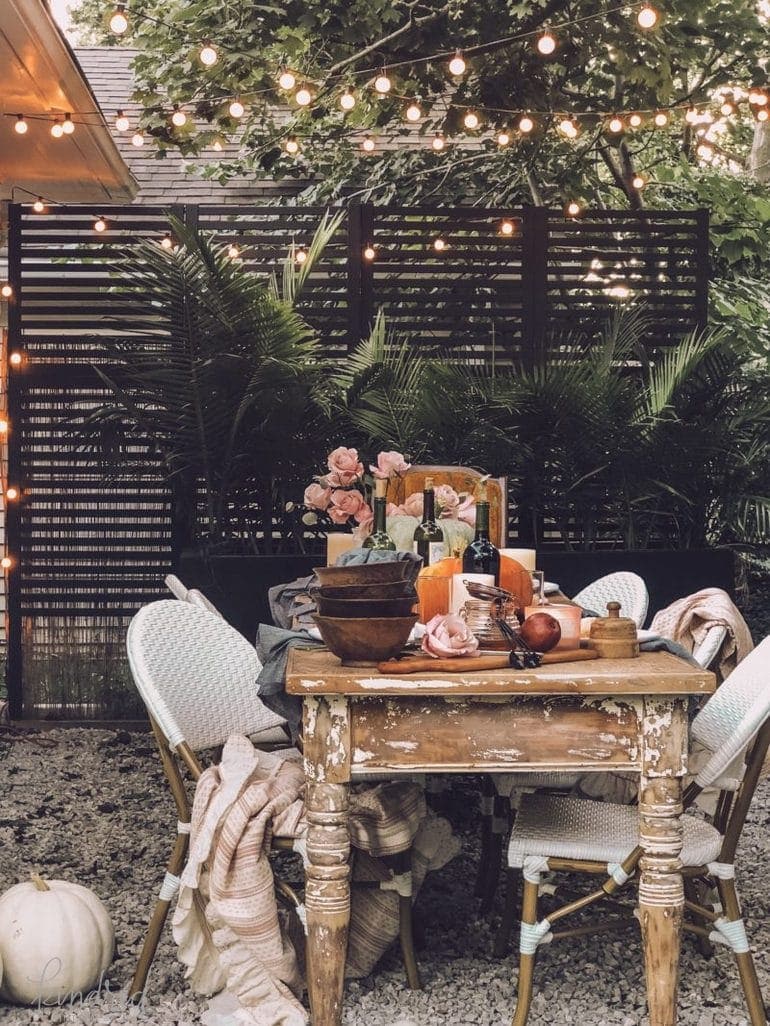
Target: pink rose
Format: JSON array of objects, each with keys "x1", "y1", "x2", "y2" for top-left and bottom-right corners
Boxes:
[
  {"x1": 402, "y1": 492, "x2": 424, "y2": 518},
  {"x1": 421, "y1": 614, "x2": 480, "y2": 658},
  {"x1": 435, "y1": 485, "x2": 460, "y2": 518},
  {"x1": 370, "y1": 450, "x2": 411, "y2": 480},
  {"x1": 328, "y1": 488, "x2": 370, "y2": 525},
  {"x1": 386, "y1": 502, "x2": 406, "y2": 517},
  {"x1": 353, "y1": 508, "x2": 374, "y2": 539},
  {"x1": 456, "y1": 493, "x2": 476, "y2": 528},
  {"x1": 326, "y1": 447, "x2": 364, "y2": 486},
  {"x1": 304, "y1": 483, "x2": 332, "y2": 511}
]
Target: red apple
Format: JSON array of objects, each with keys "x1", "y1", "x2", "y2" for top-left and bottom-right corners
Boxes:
[{"x1": 520, "y1": 612, "x2": 561, "y2": 652}]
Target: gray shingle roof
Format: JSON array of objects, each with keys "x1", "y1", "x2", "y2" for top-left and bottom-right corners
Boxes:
[{"x1": 74, "y1": 47, "x2": 299, "y2": 205}]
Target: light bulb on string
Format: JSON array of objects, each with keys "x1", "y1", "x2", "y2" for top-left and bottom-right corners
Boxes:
[
  {"x1": 463, "y1": 111, "x2": 480, "y2": 130},
  {"x1": 497, "y1": 129, "x2": 511, "y2": 147},
  {"x1": 637, "y1": 5, "x2": 658, "y2": 29},
  {"x1": 629, "y1": 113, "x2": 643, "y2": 128},
  {"x1": 228, "y1": 98, "x2": 245, "y2": 118},
  {"x1": 565, "y1": 200, "x2": 582, "y2": 217},
  {"x1": 131, "y1": 131, "x2": 145, "y2": 146},
  {"x1": 757, "y1": 94, "x2": 769, "y2": 106},
  {"x1": 9, "y1": 351, "x2": 23, "y2": 365},
  {"x1": 632, "y1": 174, "x2": 646, "y2": 190},
  {"x1": 115, "y1": 110, "x2": 130, "y2": 132},
  {"x1": 758, "y1": 108, "x2": 769, "y2": 122},
  {"x1": 519, "y1": 115, "x2": 534, "y2": 134},
  {"x1": 720, "y1": 101, "x2": 735, "y2": 116},
  {"x1": 62, "y1": 114, "x2": 75, "y2": 135},
  {"x1": 405, "y1": 102, "x2": 422, "y2": 122},
  {"x1": 685, "y1": 107, "x2": 699, "y2": 124},
  {"x1": 374, "y1": 71, "x2": 392, "y2": 94},
  {"x1": 294, "y1": 246, "x2": 308, "y2": 265},
  {"x1": 295, "y1": 86, "x2": 312, "y2": 107},
  {"x1": 433, "y1": 237, "x2": 447, "y2": 252},
  {"x1": 227, "y1": 242, "x2": 241, "y2": 259},
  {"x1": 211, "y1": 135, "x2": 225, "y2": 152},
  {"x1": 340, "y1": 90, "x2": 356, "y2": 111},
  {"x1": 5, "y1": 487, "x2": 19, "y2": 502},
  {"x1": 0, "y1": 419, "x2": 9, "y2": 434},
  {"x1": 499, "y1": 219, "x2": 516, "y2": 236},
  {"x1": 51, "y1": 120, "x2": 64, "y2": 138},
  {"x1": 15, "y1": 115, "x2": 28, "y2": 135},
  {"x1": 171, "y1": 106, "x2": 187, "y2": 127},
  {"x1": 536, "y1": 30, "x2": 557, "y2": 55},
  {"x1": 697, "y1": 142, "x2": 714, "y2": 160},
  {"x1": 654, "y1": 111, "x2": 668, "y2": 127},
  {"x1": 557, "y1": 117, "x2": 579, "y2": 139},
  {"x1": 432, "y1": 132, "x2": 446, "y2": 151},
  {"x1": 160, "y1": 233, "x2": 174, "y2": 250},
  {"x1": 285, "y1": 135, "x2": 300, "y2": 154},
  {"x1": 1, "y1": 284, "x2": 13, "y2": 299},
  {"x1": 607, "y1": 115, "x2": 625, "y2": 134},
  {"x1": 1, "y1": 556, "x2": 13, "y2": 571},
  {"x1": 748, "y1": 90, "x2": 762, "y2": 105},
  {"x1": 363, "y1": 245, "x2": 376, "y2": 261},
  {"x1": 278, "y1": 69, "x2": 297, "y2": 91},
  {"x1": 361, "y1": 135, "x2": 376, "y2": 153},
  {"x1": 199, "y1": 42, "x2": 218, "y2": 67},
  {"x1": 109, "y1": 5, "x2": 128, "y2": 34},
  {"x1": 448, "y1": 51, "x2": 466, "y2": 76},
  {"x1": 94, "y1": 217, "x2": 107, "y2": 233},
  {"x1": 33, "y1": 198, "x2": 45, "y2": 213}
]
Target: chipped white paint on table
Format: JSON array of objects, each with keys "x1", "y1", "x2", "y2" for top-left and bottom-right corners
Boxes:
[{"x1": 286, "y1": 649, "x2": 715, "y2": 1026}]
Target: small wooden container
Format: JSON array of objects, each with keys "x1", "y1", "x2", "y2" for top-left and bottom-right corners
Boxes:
[{"x1": 587, "y1": 601, "x2": 640, "y2": 659}]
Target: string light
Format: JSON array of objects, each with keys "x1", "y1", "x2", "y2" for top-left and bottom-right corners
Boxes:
[
  {"x1": 519, "y1": 115, "x2": 534, "y2": 134},
  {"x1": 5, "y1": 488, "x2": 19, "y2": 501},
  {"x1": 685, "y1": 107, "x2": 699, "y2": 124},
  {"x1": 15, "y1": 115, "x2": 28, "y2": 135},
  {"x1": 1, "y1": 284, "x2": 13, "y2": 299},
  {"x1": 758, "y1": 108, "x2": 769, "y2": 122},
  {"x1": 405, "y1": 102, "x2": 422, "y2": 122},
  {"x1": 536, "y1": 30, "x2": 557, "y2": 55},
  {"x1": 131, "y1": 132, "x2": 145, "y2": 146},
  {"x1": 9, "y1": 351, "x2": 23, "y2": 366},
  {"x1": 295, "y1": 86, "x2": 312, "y2": 106},
  {"x1": 697, "y1": 142, "x2": 714, "y2": 159},
  {"x1": 720, "y1": 101, "x2": 735, "y2": 116},
  {"x1": 463, "y1": 111, "x2": 480, "y2": 130},
  {"x1": 340, "y1": 90, "x2": 356, "y2": 111},
  {"x1": 1, "y1": 557, "x2": 13, "y2": 570},
  {"x1": 285, "y1": 135, "x2": 300, "y2": 154},
  {"x1": 432, "y1": 132, "x2": 446, "y2": 151},
  {"x1": 199, "y1": 42, "x2": 218, "y2": 67},
  {"x1": 62, "y1": 114, "x2": 75, "y2": 135},
  {"x1": 565, "y1": 200, "x2": 582, "y2": 217},
  {"x1": 363, "y1": 245, "x2": 376, "y2": 260},
  {"x1": 161, "y1": 233, "x2": 174, "y2": 250},
  {"x1": 171, "y1": 106, "x2": 188, "y2": 127},
  {"x1": 227, "y1": 242, "x2": 241, "y2": 259},
  {"x1": 607, "y1": 115, "x2": 625, "y2": 134},
  {"x1": 637, "y1": 5, "x2": 659, "y2": 28},
  {"x1": 632, "y1": 174, "x2": 646, "y2": 190},
  {"x1": 94, "y1": 217, "x2": 107, "y2": 233},
  {"x1": 497, "y1": 129, "x2": 511, "y2": 146},
  {"x1": 654, "y1": 111, "x2": 669, "y2": 127},
  {"x1": 361, "y1": 135, "x2": 376, "y2": 153},
  {"x1": 115, "y1": 110, "x2": 130, "y2": 132},
  {"x1": 757, "y1": 94, "x2": 769, "y2": 106},
  {"x1": 557, "y1": 117, "x2": 579, "y2": 139},
  {"x1": 109, "y1": 5, "x2": 128, "y2": 34},
  {"x1": 499, "y1": 219, "x2": 516, "y2": 236},
  {"x1": 0, "y1": 419, "x2": 9, "y2": 435},
  {"x1": 278, "y1": 70, "x2": 296, "y2": 91},
  {"x1": 294, "y1": 246, "x2": 308, "y2": 264},
  {"x1": 374, "y1": 71, "x2": 392, "y2": 94},
  {"x1": 51, "y1": 120, "x2": 64, "y2": 138},
  {"x1": 32, "y1": 198, "x2": 45, "y2": 213},
  {"x1": 629, "y1": 113, "x2": 643, "y2": 128},
  {"x1": 433, "y1": 237, "x2": 447, "y2": 252},
  {"x1": 228, "y1": 98, "x2": 245, "y2": 118},
  {"x1": 448, "y1": 51, "x2": 467, "y2": 76},
  {"x1": 211, "y1": 136, "x2": 225, "y2": 151}
]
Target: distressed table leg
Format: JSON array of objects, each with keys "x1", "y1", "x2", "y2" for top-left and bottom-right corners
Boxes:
[
  {"x1": 639, "y1": 697, "x2": 688, "y2": 1026},
  {"x1": 303, "y1": 696, "x2": 352, "y2": 1026}
]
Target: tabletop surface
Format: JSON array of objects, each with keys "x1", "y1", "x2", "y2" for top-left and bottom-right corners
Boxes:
[{"x1": 286, "y1": 648, "x2": 716, "y2": 697}]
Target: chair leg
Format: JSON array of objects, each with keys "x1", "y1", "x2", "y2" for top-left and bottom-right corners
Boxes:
[
  {"x1": 511, "y1": 877, "x2": 539, "y2": 1026},
  {"x1": 494, "y1": 868, "x2": 520, "y2": 958},
  {"x1": 481, "y1": 793, "x2": 509, "y2": 913},
  {"x1": 684, "y1": 878, "x2": 714, "y2": 959},
  {"x1": 475, "y1": 776, "x2": 496, "y2": 898},
  {"x1": 398, "y1": 893, "x2": 422, "y2": 990},
  {"x1": 717, "y1": 878, "x2": 767, "y2": 1026},
  {"x1": 128, "y1": 832, "x2": 188, "y2": 1002}
]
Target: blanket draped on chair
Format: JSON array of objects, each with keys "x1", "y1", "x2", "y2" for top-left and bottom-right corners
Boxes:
[{"x1": 172, "y1": 735, "x2": 451, "y2": 1026}]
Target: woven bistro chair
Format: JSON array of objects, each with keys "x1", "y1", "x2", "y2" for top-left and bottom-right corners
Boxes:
[
  {"x1": 497, "y1": 635, "x2": 770, "y2": 1026},
  {"x1": 165, "y1": 573, "x2": 224, "y2": 619},
  {"x1": 571, "y1": 571, "x2": 649, "y2": 627},
  {"x1": 126, "y1": 599, "x2": 295, "y2": 1000}
]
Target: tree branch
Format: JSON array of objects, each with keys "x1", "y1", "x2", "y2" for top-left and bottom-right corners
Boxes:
[{"x1": 329, "y1": 5, "x2": 448, "y2": 73}]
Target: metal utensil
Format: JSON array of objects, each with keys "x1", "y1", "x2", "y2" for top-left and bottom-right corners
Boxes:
[{"x1": 463, "y1": 579, "x2": 541, "y2": 667}]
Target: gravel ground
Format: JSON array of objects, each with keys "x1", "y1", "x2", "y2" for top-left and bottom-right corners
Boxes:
[{"x1": 0, "y1": 728, "x2": 768, "y2": 1026}]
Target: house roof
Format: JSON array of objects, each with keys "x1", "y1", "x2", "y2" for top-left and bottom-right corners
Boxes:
[
  {"x1": 74, "y1": 47, "x2": 299, "y2": 205},
  {"x1": 0, "y1": 2, "x2": 137, "y2": 203}
]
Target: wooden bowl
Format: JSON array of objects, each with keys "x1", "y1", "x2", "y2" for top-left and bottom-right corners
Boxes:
[
  {"x1": 314, "y1": 562, "x2": 411, "y2": 588},
  {"x1": 315, "y1": 594, "x2": 418, "y2": 618},
  {"x1": 313, "y1": 615, "x2": 418, "y2": 664},
  {"x1": 314, "y1": 581, "x2": 417, "y2": 601}
]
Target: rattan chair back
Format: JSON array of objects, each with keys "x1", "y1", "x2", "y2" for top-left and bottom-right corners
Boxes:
[{"x1": 571, "y1": 571, "x2": 649, "y2": 627}]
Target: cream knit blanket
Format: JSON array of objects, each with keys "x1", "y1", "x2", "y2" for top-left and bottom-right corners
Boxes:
[{"x1": 650, "y1": 586, "x2": 753, "y2": 680}]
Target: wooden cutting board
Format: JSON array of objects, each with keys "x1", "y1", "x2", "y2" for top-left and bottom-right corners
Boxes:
[{"x1": 378, "y1": 648, "x2": 598, "y2": 674}]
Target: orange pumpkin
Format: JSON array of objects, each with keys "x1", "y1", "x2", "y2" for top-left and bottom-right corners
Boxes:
[{"x1": 416, "y1": 556, "x2": 533, "y2": 622}]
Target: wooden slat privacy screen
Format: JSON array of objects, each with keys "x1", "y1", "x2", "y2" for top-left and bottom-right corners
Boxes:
[{"x1": 5, "y1": 203, "x2": 708, "y2": 718}]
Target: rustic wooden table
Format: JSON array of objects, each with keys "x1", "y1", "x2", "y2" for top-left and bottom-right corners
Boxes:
[{"x1": 286, "y1": 648, "x2": 715, "y2": 1026}]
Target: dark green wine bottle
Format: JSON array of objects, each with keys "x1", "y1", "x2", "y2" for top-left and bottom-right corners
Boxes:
[
  {"x1": 362, "y1": 477, "x2": 396, "y2": 551},
  {"x1": 461, "y1": 481, "x2": 500, "y2": 583},
  {"x1": 413, "y1": 477, "x2": 445, "y2": 566}
]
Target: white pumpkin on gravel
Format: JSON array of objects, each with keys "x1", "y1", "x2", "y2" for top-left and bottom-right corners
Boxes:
[{"x1": 0, "y1": 874, "x2": 114, "y2": 1005}]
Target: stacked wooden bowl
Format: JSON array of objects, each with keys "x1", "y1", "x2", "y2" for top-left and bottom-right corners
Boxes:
[{"x1": 312, "y1": 562, "x2": 418, "y2": 663}]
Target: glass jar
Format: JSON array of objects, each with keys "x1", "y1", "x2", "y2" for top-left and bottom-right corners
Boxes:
[{"x1": 461, "y1": 597, "x2": 520, "y2": 650}]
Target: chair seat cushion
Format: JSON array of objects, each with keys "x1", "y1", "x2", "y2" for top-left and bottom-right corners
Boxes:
[{"x1": 508, "y1": 793, "x2": 722, "y2": 869}]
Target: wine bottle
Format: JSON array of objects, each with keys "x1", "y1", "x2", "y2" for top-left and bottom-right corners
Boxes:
[
  {"x1": 362, "y1": 477, "x2": 396, "y2": 551},
  {"x1": 461, "y1": 481, "x2": 500, "y2": 583},
  {"x1": 413, "y1": 477, "x2": 445, "y2": 566}
]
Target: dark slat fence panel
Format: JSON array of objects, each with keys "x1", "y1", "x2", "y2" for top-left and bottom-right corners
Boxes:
[{"x1": 7, "y1": 203, "x2": 708, "y2": 718}]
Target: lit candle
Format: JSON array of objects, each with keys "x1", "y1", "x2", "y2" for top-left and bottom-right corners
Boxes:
[
  {"x1": 500, "y1": 548, "x2": 537, "y2": 572},
  {"x1": 524, "y1": 602, "x2": 582, "y2": 650}
]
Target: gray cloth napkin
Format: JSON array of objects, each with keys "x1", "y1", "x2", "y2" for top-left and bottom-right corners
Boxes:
[
  {"x1": 639, "y1": 635, "x2": 700, "y2": 666},
  {"x1": 256, "y1": 624, "x2": 323, "y2": 740}
]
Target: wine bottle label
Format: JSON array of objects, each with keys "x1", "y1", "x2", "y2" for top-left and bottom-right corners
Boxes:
[{"x1": 413, "y1": 540, "x2": 445, "y2": 565}]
